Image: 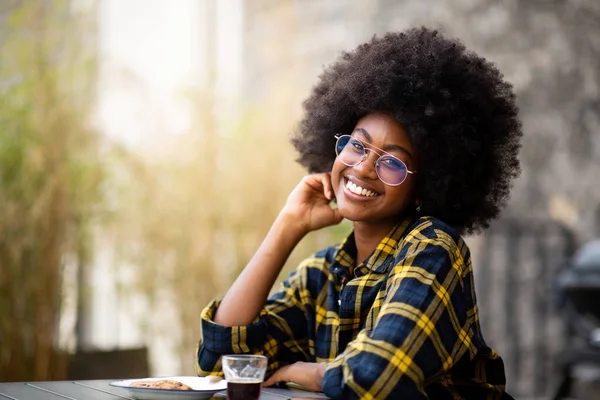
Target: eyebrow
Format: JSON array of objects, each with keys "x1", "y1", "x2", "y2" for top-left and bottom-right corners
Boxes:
[{"x1": 353, "y1": 128, "x2": 413, "y2": 159}]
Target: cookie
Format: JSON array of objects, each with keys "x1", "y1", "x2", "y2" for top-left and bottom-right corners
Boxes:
[{"x1": 130, "y1": 379, "x2": 192, "y2": 390}]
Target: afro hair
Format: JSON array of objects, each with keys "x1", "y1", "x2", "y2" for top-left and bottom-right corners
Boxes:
[{"x1": 292, "y1": 27, "x2": 522, "y2": 234}]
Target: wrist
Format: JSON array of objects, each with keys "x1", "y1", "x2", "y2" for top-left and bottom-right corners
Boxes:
[
  {"x1": 315, "y1": 362, "x2": 328, "y2": 390},
  {"x1": 276, "y1": 207, "x2": 309, "y2": 238}
]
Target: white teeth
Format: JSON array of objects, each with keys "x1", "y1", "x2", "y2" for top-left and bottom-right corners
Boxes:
[{"x1": 345, "y1": 179, "x2": 377, "y2": 197}]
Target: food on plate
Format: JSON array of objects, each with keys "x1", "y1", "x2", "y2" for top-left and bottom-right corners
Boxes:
[{"x1": 130, "y1": 379, "x2": 192, "y2": 390}]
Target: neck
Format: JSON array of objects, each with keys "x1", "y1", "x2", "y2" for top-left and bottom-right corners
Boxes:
[{"x1": 352, "y1": 219, "x2": 400, "y2": 266}]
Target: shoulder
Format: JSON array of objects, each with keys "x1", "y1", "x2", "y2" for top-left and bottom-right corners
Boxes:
[
  {"x1": 396, "y1": 216, "x2": 471, "y2": 269},
  {"x1": 406, "y1": 216, "x2": 462, "y2": 244}
]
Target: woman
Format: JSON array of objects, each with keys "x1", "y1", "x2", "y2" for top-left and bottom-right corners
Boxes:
[{"x1": 196, "y1": 27, "x2": 521, "y2": 399}]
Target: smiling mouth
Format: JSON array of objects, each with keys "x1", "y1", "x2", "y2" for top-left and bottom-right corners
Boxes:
[{"x1": 344, "y1": 178, "x2": 381, "y2": 198}]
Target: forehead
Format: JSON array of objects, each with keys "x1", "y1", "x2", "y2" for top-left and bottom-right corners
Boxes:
[{"x1": 353, "y1": 113, "x2": 414, "y2": 155}]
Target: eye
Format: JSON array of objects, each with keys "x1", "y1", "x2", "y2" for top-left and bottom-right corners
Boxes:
[
  {"x1": 379, "y1": 156, "x2": 406, "y2": 171},
  {"x1": 349, "y1": 139, "x2": 365, "y2": 152}
]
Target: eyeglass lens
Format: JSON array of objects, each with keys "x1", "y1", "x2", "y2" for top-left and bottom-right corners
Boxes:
[{"x1": 335, "y1": 135, "x2": 408, "y2": 186}]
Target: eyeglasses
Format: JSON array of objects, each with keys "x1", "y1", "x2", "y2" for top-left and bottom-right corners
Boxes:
[{"x1": 334, "y1": 134, "x2": 416, "y2": 186}]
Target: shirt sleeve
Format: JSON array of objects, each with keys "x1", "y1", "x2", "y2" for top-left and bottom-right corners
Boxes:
[
  {"x1": 322, "y1": 228, "x2": 475, "y2": 399},
  {"x1": 196, "y1": 264, "x2": 312, "y2": 377}
]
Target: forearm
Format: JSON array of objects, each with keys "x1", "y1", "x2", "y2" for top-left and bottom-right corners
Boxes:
[
  {"x1": 322, "y1": 336, "x2": 428, "y2": 399},
  {"x1": 214, "y1": 211, "x2": 305, "y2": 326}
]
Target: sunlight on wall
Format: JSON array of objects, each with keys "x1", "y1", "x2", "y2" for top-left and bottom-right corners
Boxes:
[
  {"x1": 97, "y1": 0, "x2": 200, "y2": 150},
  {"x1": 90, "y1": 0, "x2": 243, "y2": 376}
]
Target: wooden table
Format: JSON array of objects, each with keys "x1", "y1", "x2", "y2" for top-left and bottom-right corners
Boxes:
[{"x1": 0, "y1": 380, "x2": 329, "y2": 399}]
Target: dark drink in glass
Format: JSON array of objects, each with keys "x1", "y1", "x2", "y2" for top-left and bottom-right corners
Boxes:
[
  {"x1": 226, "y1": 378, "x2": 262, "y2": 400},
  {"x1": 222, "y1": 355, "x2": 267, "y2": 400}
]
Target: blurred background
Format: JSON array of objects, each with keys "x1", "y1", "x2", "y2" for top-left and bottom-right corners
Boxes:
[{"x1": 1, "y1": 0, "x2": 600, "y2": 398}]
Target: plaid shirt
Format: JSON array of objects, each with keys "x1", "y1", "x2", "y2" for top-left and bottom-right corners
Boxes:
[{"x1": 197, "y1": 216, "x2": 512, "y2": 399}]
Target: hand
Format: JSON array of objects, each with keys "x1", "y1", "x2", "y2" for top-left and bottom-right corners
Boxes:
[
  {"x1": 263, "y1": 362, "x2": 328, "y2": 392},
  {"x1": 281, "y1": 173, "x2": 343, "y2": 235}
]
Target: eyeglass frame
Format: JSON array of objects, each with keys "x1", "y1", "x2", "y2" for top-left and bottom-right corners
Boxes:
[{"x1": 334, "y1": 134, "x2": 417, "y2": 186}]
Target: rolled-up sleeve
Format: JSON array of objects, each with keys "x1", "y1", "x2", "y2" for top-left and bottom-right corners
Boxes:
[
  {"x1": 322, "y1": 230, "x2": 474, "y2": 399},
  {"x1": 196, "y1": 266, "x2": 311, "y2": 377}
]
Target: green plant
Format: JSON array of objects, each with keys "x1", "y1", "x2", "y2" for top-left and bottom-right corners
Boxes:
[{"x1": 0, "y1": 0, "x2": 103, "y2": 381}]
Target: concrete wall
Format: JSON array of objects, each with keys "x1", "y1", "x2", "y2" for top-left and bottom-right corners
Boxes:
[{"x1": 241, "y1": 0, "x2": 600, "y2": 240}]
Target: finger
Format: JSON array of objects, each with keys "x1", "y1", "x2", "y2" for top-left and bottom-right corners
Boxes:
[
  {"x1": 305, "y1": 173, "x2": 333, "y2": 200},
  {"x1": 263, "y1": 374, "x2": 277, "y2": 387},
  {"x1": 263, "y1": 366, "x2": 288, "y2": 387},
  {"x1": 263, "y1": 372, "x2": 278, "y2": 387},
  {"x1": 302, "y1": 175, "x2": 326, "y2": 197},
  {"x1": 320, "y1": 173, "x2": 335, "y2": 201}
]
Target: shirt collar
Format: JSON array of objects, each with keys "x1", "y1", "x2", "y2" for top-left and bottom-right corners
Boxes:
[{"x1": 329, "y1": 216, "x2": 416, "y2": 279}]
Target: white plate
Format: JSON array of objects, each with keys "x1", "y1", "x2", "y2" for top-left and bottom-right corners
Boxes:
[{"x1": 110, "y1": 376, "x2": 227, "y2": 400}]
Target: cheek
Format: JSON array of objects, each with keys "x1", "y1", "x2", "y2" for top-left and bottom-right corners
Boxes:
[{"x1": 385, "y1": 184, "x2": 415, "y2": 208}]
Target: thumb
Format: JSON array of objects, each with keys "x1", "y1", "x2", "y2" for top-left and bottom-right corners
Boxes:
[{"x1": 330, "y1": 208, "x2": 343, "y2": 224}]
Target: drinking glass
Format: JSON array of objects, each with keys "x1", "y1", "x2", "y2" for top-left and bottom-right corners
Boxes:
[{"x1": 222, "y1": 355, "x2": 268, "y2": 400}]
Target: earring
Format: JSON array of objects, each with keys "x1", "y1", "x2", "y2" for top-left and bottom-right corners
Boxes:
[{"x1": 416, "y1": 203, "x2": 421, "y2": 213}]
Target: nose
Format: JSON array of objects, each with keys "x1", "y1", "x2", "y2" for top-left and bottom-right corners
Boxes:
[{"x1": 352, "y1": 150, "x2": 378, "y2": 180}]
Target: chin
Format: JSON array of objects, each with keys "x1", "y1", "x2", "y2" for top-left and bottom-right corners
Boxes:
[
  {"x1": 338, "y1": 207, "x2": 378, "y2": 223},
  {"x1": 339, "y1": 212, "x2": 362, "y2": 222},
  {"x1": 336, "y1": 202, "x2": 366, "y2": 220},
  {"x1": 339, "y1": 206, "x2": 409, "y2": 225}
]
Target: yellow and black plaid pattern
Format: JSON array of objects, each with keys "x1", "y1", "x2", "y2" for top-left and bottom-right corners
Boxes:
[{"x1": 197, "y1": 217, "x2": 512, "y2": 399}]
